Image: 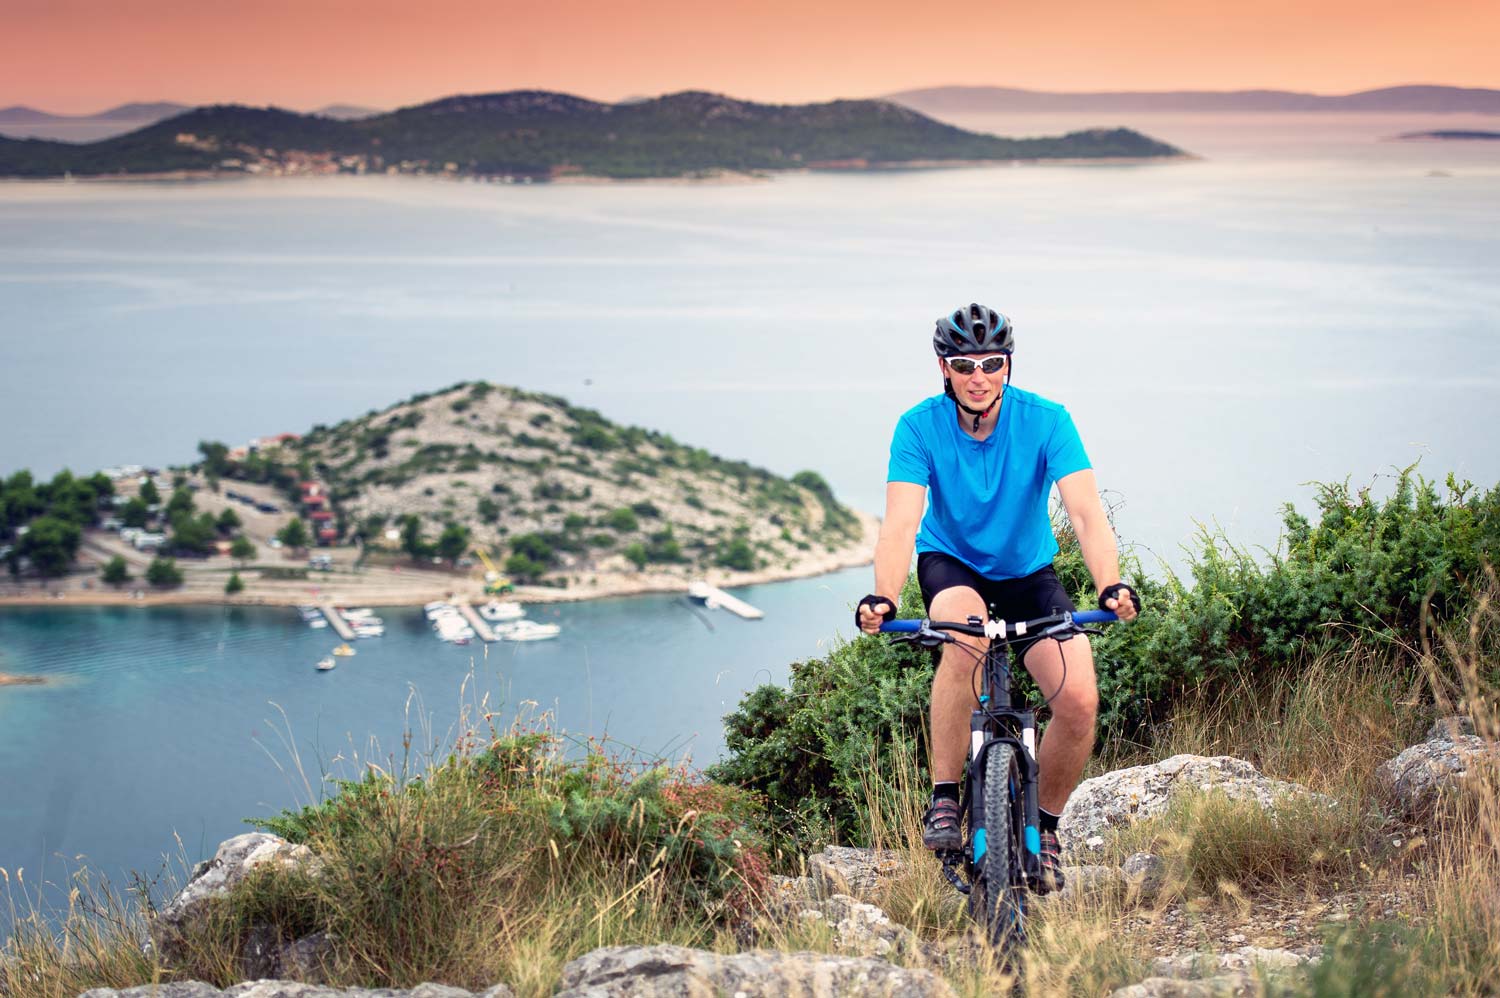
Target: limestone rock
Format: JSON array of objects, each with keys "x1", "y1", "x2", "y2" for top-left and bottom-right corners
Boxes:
[
  {"x1": 1121, "y1": 852, "x2": 1167, "y2": 898},
  {"x1": 1060, "y1": 755, "x2": 1319, "y2": 855},
  {"x1": 78, "y1": 985, "x2": 226, "y2": 998},
  {"x1": 1379, "y1": 721, "x2": 1498, "y2": 820},
  {"x1": 808, "y1": 846, "x2": 905, "y2": 899},
  {"x1": 154, "y1": 834, "x2": 319, "y2": 947},
  {"x1": 1109, "y1": 974, "x2": 1256, "y2": 998},
  {"x1": 1052, "y1": 864, "x2": 1126, "y2": 900},
  {"x1": 555, "y1": 944, "x2": 954, "y2": 997},
  {"x1": 1151, "y1": 946, "x2": 1320, "y2": 978},
  {"x1": 804, "y1": 894, "x2": 923, "y2": 958},
  {"x1": 74, "y1": 982, "x2": 510, "y2": 998}
]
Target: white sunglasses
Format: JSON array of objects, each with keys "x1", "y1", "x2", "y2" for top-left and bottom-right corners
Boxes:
[{"x1": 945, "y1": 354, "x2": 1009, "y2": 376}]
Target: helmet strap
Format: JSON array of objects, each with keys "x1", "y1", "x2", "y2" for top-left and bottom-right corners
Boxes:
[{"x1": 945, "y1": 378, "x2": 999, "y2": 432}]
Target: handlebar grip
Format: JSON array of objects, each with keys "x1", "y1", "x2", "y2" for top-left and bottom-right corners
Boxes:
[
  {"x1": 1072, "y1": 609, "x2": 1118, "y2": 624},
  {"x1": 879, "y1": 619, "x2": 922, "y2": 633}
]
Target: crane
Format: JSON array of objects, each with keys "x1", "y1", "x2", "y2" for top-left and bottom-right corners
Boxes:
[{"x1": 471, "y1": 546, "x2": 514, "y2": 594}]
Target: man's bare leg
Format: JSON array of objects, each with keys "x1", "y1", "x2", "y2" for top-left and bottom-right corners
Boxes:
[
  {"x1": 927, "y1": 585, "x2": 988, "y2": 783},
  {"x1": 1020, "y1": 636, "x2": 1099, "y2": 814}
]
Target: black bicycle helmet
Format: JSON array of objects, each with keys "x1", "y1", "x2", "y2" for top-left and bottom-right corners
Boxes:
[{"x1": 932, "y1": 303, "x2": 1014, "y2": 357}]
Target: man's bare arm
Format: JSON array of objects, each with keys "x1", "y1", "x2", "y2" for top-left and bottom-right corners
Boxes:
[
  {"x1": 858, "y1": 481, "x2": 926, "y2": 631},
  {"x1": 1056, "y1": 469, "x2": 1137, "y2": 621}
]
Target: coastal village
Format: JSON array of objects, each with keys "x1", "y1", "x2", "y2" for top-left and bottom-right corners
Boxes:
[{"x1": 0, "y1": 383, "x2": 876, "y2": 617}]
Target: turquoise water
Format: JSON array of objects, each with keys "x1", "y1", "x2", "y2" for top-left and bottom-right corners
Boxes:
[
  {"x1": 2, "y1": 113, "x2": 1499, "y2": 914},
  {"x1": 0, "y1": 567, "x2": 863, "y2": 903},
  {"x1": 2, "y1": 116, "x2": 1498, "y2": 555}
]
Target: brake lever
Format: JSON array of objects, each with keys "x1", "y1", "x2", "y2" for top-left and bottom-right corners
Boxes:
[{"x1": 889, "y1": 630, "x2": 951, "y2": 649}]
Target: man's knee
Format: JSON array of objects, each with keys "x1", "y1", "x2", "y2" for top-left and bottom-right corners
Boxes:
[{"x1": 1049, "y1": 669, "x2": 1098, "y2": 727}]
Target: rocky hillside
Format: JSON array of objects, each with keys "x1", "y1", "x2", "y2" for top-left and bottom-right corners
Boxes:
[{"x1": 292, "y1": 382, "x2": 869, "y2": 587}]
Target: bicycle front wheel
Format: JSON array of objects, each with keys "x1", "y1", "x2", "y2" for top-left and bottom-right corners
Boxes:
[{"x1": 970, "y1": 742, "x2": 1026, "y2": 950}]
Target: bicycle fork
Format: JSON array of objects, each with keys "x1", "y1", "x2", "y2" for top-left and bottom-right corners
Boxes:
[{"x1": 966, "y1": 707, "x2": 1046, "y2": 890}]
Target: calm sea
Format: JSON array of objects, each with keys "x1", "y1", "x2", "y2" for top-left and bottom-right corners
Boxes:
[
  {"x1": 1, "y1": 111, "x2": 1499, "y2": 907},
  {"x1": 0, "y1": 569, "x2": 864, "y2": 910}
]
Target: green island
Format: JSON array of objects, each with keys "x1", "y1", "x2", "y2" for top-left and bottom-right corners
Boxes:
[
  {"x1": 0, "y1": 382, "x2": 873, "y2": 605},
  {"x1": 0, "y1": 90, "x2": 1185, "y2": 180},
  {"x1": 5, "y1": 468, "x2": 1498, "y2": 996}
]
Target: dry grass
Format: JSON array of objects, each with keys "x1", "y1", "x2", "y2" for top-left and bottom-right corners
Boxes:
[
  {"x1": 1, "y1": 868, "x2": 161, "y2": 998},
  {"x1": 6, "y1": 585, "x2": 1498, "y2": 998}
]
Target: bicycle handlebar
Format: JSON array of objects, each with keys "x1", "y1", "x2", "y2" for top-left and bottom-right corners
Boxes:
[{"x1": 879, "y1": 608, "x2": 1117, "y2": 641}]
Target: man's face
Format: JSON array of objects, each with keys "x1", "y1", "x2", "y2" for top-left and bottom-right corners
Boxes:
[{"x1": 939, "y1": 353, "x2": 1008, "y2": 410}]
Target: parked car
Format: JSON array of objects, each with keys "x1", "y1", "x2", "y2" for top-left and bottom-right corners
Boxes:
[{"x1": 257, "y1": 502, "x2": 280, "y2": 514}]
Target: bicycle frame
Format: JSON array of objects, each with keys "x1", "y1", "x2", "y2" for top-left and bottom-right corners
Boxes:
[
  {"x1": 965, "y1": 628, "x2": 1045, "y2": 889},
  {"x1": 882, "y1": 609, "x2": 1116, "y2": 903}
]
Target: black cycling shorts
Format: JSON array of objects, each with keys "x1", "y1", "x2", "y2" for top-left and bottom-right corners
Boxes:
[{"x1": 916, "y1": 552, "x2": 1076, "y2": 626}]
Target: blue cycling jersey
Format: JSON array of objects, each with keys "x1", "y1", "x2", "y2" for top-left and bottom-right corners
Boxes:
[{"x1": 887, "y1": 388, "x2": 1090, "y2": 579}]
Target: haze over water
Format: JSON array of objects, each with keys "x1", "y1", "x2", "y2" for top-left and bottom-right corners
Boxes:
[
  {"x1": 1, "y1": 110, "x2": 1499, "y2": 907},
  {"x1": 3, "y1": 111, "x2": 1498, "y2": 560}
]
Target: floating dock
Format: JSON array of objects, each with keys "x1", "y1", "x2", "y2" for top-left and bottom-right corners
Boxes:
[
  {"x1": 452, "y1": 599, "x2": 498, "y2": 642},
  {"x1": 318, "y1": 604, "x2": 356, "y2": 641},
  {"x1": 688, "y1": 582, "x2": 764, "y2": 620}
]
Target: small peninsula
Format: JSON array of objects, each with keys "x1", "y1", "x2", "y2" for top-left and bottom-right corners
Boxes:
[
  {"x1": 0, "y1": 383, "x2": 876, "y2": 608},
  {"x1": 0, "y1": 90, "x2": 1185, "y2": 180}
]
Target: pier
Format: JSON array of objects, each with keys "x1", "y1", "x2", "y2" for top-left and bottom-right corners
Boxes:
[
  {"x1": 318, "y1": 604, "x2": 356, "y2": 641},
  {"x1": 453, "y1": 599, "x2": 499, "y2": 642},
  {"x1": 688, "y1": 582, "x2": 765, "y2": 620}
]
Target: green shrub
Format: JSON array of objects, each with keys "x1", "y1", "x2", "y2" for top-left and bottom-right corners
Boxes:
[
  {"x1": 715, "y1": 537, "x2": 756, "y2": 571},
  {"x1": 602, "y1": 507, "x2": 639, "y2": 532},
  {"x1": 101, "y1": 556, "x2": 130, "y2": 586},
  {"x1": 711, "y1": 471, "x2": 1500, "y2": 853},
  {"x1": 145, "y1": 557, "x2": 183, "y2": 587}
]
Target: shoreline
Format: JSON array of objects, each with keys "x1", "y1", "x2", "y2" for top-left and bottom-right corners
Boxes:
[
  {"x1": 0, "y1": 512, "x2": 878, "y2": 611},
  {"x1": 1, "y1": 155, "x2": 1192, "y2": 186}
]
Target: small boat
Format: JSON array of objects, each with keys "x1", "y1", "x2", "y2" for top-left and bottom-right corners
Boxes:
[
  {"x1": 332, "y1": 643, "x2": 356, "y2": 657},
  {"x1": 308, "y1": 619, "x2": 328, "y2": 629},
  {"x1": 316, "y1": 657, "x2": 336, "y2": 671},
  {"x1": 341, "y1": 608, "x2": 377, "y2": 620},
  {"x1": 296, "y1": 605, "x2": 322, "y2": 622},
  {"x1": 479, "y1": 600, "x2": 526, "y2": 622},
  {"x1": 503, "y1": 620, "x2": 561, "y2": 642},
  {"x1": 353, "y1": 624, "x2": 385, "y2": 638}
]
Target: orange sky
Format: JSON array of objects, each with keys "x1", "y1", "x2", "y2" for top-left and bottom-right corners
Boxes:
[{"x1": 5, "y1": 0, "x2": 1496, "y2": 114}]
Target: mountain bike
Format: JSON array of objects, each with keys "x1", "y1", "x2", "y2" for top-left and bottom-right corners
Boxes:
[{"x1": 880, "y1": 608, "x2": 1116, "y2": 952}]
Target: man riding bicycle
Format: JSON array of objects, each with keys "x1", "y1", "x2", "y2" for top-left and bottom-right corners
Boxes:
[{"x1": 856, "y1": 303, "x2": 1140, "y2": 888}]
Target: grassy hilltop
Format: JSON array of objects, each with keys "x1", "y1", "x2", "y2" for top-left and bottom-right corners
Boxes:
[{"x1": 290, "y1": 381, "x2": 865, "y2": 586}]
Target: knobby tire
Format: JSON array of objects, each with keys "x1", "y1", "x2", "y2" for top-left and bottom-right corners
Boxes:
[{"x1": 970, "y1": 742, "x2": 1026, "y2": 952}]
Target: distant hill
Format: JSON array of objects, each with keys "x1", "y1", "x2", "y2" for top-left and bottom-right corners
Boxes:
[
  {"x1": 314, "y1": 104, "x2": 383, "y2": 120},
  {"x1": 887, "y1": 85, "x2": 1500, "y2": 115},
  {"x1": 0, "y1": 101, "x2": 189, "y2": 125},
  {"x1": 1398, "y1": 130, "x2": 1500, "y2": 141},
  {"x1": 0, "y1": 89, "x2": 1184, "y2": 180},
  {"x1": 94, "y1": 102, "x2": 193, "y2": 121},
  {"x1": 0, "y1": 106, "x2": 60, "y2": 124}
]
